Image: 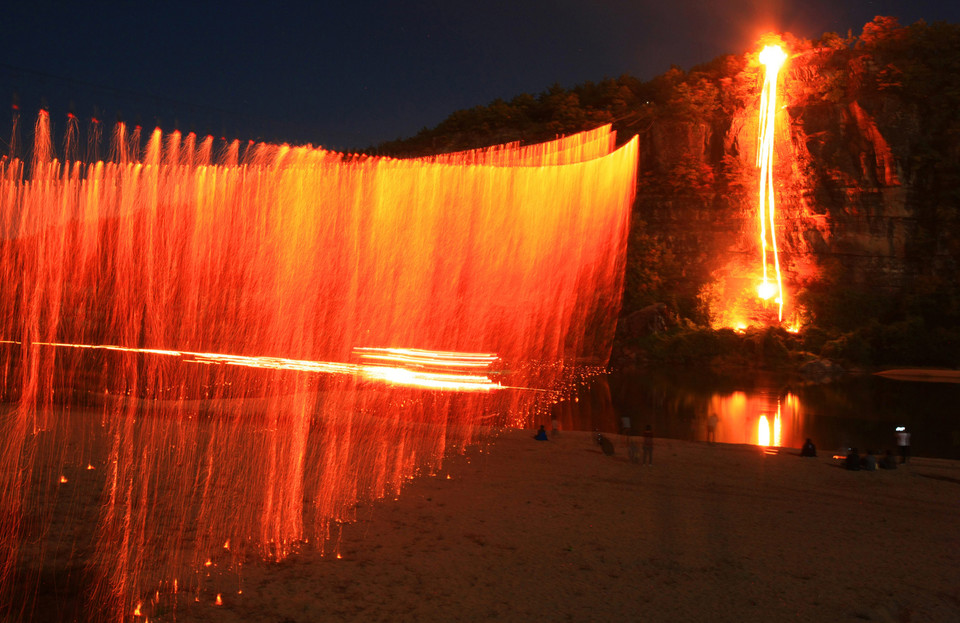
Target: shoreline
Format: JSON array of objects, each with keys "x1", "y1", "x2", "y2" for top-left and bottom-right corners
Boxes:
[{"x1": 164, "y1": 429, "x2": 960, "y2": 622}]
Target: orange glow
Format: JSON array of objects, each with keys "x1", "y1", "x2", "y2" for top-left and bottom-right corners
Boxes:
[
  {"x1": 758, "y1": 415, "x2": 771, "y2": 446},
  {"x1": 0, "y1": 114, "x2": 638, "y2": 620},
  {"x1": 360, "y1": 365, "x2": 499, "y2": 391},
  {"x1": 352, "y1": 347, "x2": 499, "y2": 369},
  {"x1": 59, "y1": 475, "x2": 68, "y2": 483},
  {"x1": 756, "y1": 44, "x2": 788, "y2": 322},
  {"x1": 710, "y1": 390, "x2": 801, "y2": 448},
  {"x1": 133, "y1": 603, "x2": 142, "y2": 617},
  {"x1": 16, "y1": 340, "x2": 504, "y2": 392},
  {"x1": 773, "y1": 408, "x2": 782, "y2": 447},
  {"x1": 215, "y1": 594, "x2": 222, "y2": 606},
  {"x1": 757, "y1": 403, "x2": 782, "y2": 448},
  {"x1": 701, "y1": 43, "x2": 803, "y2": 332},
  {"x1": 757, "y1": 281, "x2": 777, "y2": 301}
]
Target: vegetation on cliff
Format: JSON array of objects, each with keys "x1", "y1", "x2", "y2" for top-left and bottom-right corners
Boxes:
[{"x1": 375, "y1": 17, "x2": 960, "y2": 369}]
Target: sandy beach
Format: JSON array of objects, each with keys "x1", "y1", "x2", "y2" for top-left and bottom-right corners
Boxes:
[{"x1": 159, "y1": 430, "x2": 960, "y2": 623}]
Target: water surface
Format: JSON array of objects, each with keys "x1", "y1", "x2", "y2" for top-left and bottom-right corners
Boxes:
[{"x1": 554, "y1": 367, "x2": 960, "y2": 460}]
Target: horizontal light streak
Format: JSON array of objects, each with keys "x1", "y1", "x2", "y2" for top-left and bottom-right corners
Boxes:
[{"x1": 2, "y1": 340, "x2": 501, "y2": 392}]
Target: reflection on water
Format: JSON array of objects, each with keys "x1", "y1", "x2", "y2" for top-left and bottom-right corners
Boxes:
[{"x1": 556, "y1": 367, "x2": 960, "y2": 460}]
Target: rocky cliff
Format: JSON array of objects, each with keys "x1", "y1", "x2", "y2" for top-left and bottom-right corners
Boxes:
[
  {"x1": 631, "y1": 20, "x2": 960, "y2": 334},
  {"x1": 377, "y1": 17, "x2": 960, "y2": 362}
]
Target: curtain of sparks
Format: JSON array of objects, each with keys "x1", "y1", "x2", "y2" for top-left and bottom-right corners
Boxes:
[{"x1": 0, "y1": 114, "x2": 637, "y2": 621}]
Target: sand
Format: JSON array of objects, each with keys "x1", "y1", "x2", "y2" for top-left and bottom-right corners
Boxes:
[{"x1": 160, "y1": 430, "x2": 960, "y2": 623}]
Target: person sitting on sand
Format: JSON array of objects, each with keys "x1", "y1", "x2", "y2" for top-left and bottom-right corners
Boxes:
[
  {"x1": 880, "y1": 449, "x2": 898, "y2": 470},
  {"x1": 861, "y1": 449, "x2": 877, "y2": 471},
  {"x1": 845, "y1": 448, "x2": 861, "y2": 471},
  {"x1": 534, "y1": 425, "x2": 548, "y2": 441},
  {"x1": 801, "y1": 438, "x2": 817, "y2": 457}
]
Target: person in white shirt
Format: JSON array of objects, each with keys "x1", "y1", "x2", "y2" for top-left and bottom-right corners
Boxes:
[{"x1": 895, "y1": 427, "x2": 911, "y2": 464}]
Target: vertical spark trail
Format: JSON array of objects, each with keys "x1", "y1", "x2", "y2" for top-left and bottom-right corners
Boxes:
[
  {"x1": 0, "y1": 115, "x2": 636, "y2": 621},
  {"x1": 757, "y1": 45, "x2": 787, "y2": 322}
]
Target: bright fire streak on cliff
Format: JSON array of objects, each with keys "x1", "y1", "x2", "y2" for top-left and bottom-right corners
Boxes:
[{"x1": 757, "y1": 44, "x2": 788, "y2": 322}]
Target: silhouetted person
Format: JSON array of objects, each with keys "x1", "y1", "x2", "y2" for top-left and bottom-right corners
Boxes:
[
  {"x1": 880, "y1": 449, "x2": 898, "y2": 470},
  {"x1": 801, "y1": 438, "x2": 817, "y2": 457},
  {"x1": 534, "y1": 425, "x2": 548, "y2": 441},
  {"x1": 895, "y1": 427, "x2": 911, "y2": 463},
  {"x1": 551, "y1": 417, "x2": 559, "y2": 438},
  {"x1": 845, "y1": 448, "x2": 861, "y2": 471},
  {"x1": 599, "y1": 434, "x2": 615, "y2": 456},
  {"x1": 861, "y1": 449, "x2": 877, "y2": 471},
  {"x1": 707, "y1": 413, "x2": 719, "y2": 445},
  {"x1": 642, "y1": 425, "x2": 654, "y2": 465}
]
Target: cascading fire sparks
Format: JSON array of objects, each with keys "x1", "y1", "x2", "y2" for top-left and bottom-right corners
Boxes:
[
  {"x1": 0, "y1": 112, "x2": 637, "y2": 622},
  {"x1": 756, "y1": 44, "x2": 788, "y2": 322}
]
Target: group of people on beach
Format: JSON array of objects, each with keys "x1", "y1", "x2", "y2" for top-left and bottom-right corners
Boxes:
[
  {"x1": 535, "y1": 419, "x2": 914, "y2": 472},
  {"x1": 844, "y1": 448, "x2": 898, "y2": 470},
  {"x1": 842, "y1": 426, "x2": 911, "y2": 470},
  {"x1": 620, "y1": 418, "x2": 654, "y2": 465},
  {"x1": 534, "y1": 417, "x2": 656, "y2": 465}
]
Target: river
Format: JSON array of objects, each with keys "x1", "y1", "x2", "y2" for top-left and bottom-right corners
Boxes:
[{"x1": 551, "y1": 367, "x2": 960, "y2": 460}]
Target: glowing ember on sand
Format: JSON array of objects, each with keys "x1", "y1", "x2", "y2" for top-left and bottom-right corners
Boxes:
[{"x1": 0, "y1": 113, "x2": 637, "y2": 620}]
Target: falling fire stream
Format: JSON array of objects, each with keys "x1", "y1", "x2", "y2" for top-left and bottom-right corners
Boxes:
[{"x1": 756, "y1": 44, "x2": 787, "y2": 322}]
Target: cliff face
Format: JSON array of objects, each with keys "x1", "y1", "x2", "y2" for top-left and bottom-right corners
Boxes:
[
  {"x1": 633, "y1": 33, "x2": 960, "y2": 328},
  {"x1": 379, "y1": 17, "x2": 960, "y2": 341}
]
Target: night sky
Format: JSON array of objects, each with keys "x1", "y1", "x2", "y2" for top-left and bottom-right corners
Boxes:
[{"x1": 2, "y1": 0, "x2": 959, "y2": 152}]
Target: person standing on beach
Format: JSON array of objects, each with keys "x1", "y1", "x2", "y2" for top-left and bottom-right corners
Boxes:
[
  {"x1": 707, "y1": 413, "x2": 718, "y2": 445},
  {"x1": 895, "y1": 427, "x2": 911, "y2": 463},
  {"x1": 642, "y1": 425, "x2": 654, "y2": 465}
]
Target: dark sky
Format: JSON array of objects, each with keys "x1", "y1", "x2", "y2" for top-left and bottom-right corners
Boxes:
[{"x1": 2, "y1": 0, "x2": 959, "y2": 152}]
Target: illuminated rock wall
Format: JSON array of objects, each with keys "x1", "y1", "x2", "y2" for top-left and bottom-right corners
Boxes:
[{"x1": 633, "y1": 46, "x2": 954, "y2": 327}]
